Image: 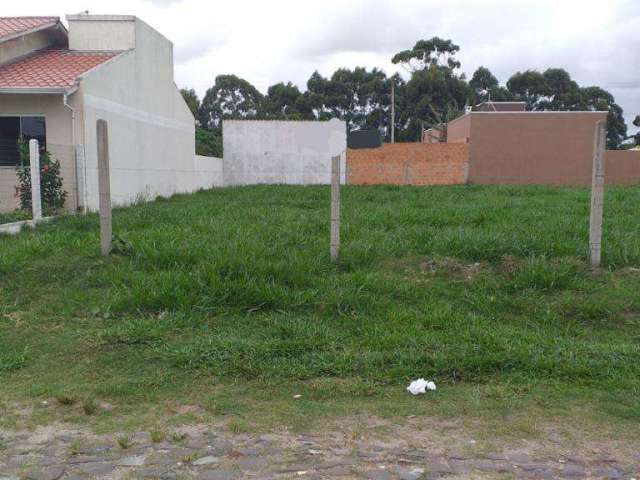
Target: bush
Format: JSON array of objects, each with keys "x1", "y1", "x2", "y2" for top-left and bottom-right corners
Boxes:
[
  {"x1": 196, "y1": 128, "x2": 222, "y2": 157},
  {"x1": 15, "y1": 140, "x2": 67, "y2": 211}
]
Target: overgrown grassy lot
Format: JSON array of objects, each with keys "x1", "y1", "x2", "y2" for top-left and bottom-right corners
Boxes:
[{"x1": 1, "y1": 185, "x2": 639, "y2": 432}]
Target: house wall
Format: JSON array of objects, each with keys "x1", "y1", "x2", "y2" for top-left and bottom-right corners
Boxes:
[
  {"x1": 465, "y1": 112, "x2": 608, "y2": 186},
  {"x1": 0, "y1": 94, "x2": 80, "y2": 213},
  {"x1": 223, "y1": 119, "x2": 347, "y2": 185},
  {"x1": 347, "y1": 143, "x2": 469, "y2": 185},
  {"x1": 67, "y1": 15, "x2": 136, "y2": 51},
  {"x1": 446, "y1": 114, "x2": 471, "y2": 143},
  {"x1": 78, "y1": 17, "x2": 196, "y2": 210},
  {"x1": 0, "y1": 30, "x2": 54, "y2": 65}
]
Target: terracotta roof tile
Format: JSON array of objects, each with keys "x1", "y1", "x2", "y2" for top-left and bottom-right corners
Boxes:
[
  {"x1": 0, "y1": 49, "x2": 119, "y2": 90},
  {"x1": 0, "y1": 17, "x2": 59, "y2": 41}
]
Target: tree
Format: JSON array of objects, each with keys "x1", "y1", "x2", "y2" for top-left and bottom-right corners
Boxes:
[
  {"x1": 507, "y1": 68, "x2": 628, "y2": 148},
  {"x1": 305, "y1": 67, "x2": 394, "y2": 133},
  {"x1": 195, "y1": 128, "x2": 222, "y2": 157},
  {"x1": 392, "y1": 38, "x2": 470, "y2": 141},
  {"x1": 469, "y1": 66, "x2": 498, "y2": 92},
  {"x1": 199, "y1": 75, "x2": 264, "y2": 130},
  {"x1": 180, "y1": 88, "x2": 201, "y2": 124},
  {"x1": 392, "y1": 37, "x2": 461, "y2": 72},
  {"x1": 506, "y1": 70, "x2": 549, "y2": 109},
  {"x1": 261, "y1": 82, "x2": 313, "y2": 119},
  {"x1": 538, "y1": 68, "x2": 581, "y2": 110},
  {"x1": 469, "y1": 66, "x2": 509, "y2": 104},
  {"x1": 578, "y1": 86, "x2": 627, "y2": 148}
]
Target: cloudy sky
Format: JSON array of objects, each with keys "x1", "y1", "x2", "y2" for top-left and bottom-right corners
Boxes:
[{"x1": 6, "y1": 0, "x2": 639, "y2": 133}]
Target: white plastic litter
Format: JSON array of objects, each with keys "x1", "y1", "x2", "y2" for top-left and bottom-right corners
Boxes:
[{"x1": 407, "y1": 378, "x2": 437, "y2": 395}]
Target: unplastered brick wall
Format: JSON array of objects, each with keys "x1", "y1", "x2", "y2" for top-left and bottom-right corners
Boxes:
[{"x1": 347, "y1": 143, "x2": 469, "y2": 185}]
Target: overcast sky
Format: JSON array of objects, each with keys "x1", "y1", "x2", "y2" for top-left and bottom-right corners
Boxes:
[{"x1": 6, "y1": 0, "x2": 639, "y2": 133}]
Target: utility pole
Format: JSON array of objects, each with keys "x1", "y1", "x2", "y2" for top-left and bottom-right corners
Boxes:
[{"x1": 391, "y1": 82, "x2": 395, "y2": 144}]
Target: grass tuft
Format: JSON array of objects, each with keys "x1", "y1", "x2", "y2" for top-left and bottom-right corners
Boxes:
[{"x1": 82, "y1": 398, "x2": 99, "y2": 416}]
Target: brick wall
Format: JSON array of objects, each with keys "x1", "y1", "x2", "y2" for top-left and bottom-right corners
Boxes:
[{"x1": 347, "y1": 143, "x2": 469, "y2": 185}]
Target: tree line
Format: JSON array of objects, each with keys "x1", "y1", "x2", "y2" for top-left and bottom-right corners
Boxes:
[{"x1": 182, "y1": 37, "x2": 638, "y2": 157}]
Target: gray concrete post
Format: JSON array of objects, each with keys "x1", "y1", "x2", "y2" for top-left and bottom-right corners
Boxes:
[
  {"x1": 330, "y1": 155, "x2": 341, "y2": 262},
  {"x1": 29, "y1": 139, "x2": 42, "y2": 221},
  {"x1": 97, "y1": 119, "x2": 112, "y2": 256},
  {"x1": 589, "y1": 120, "x2": 606, "y2": 268}
]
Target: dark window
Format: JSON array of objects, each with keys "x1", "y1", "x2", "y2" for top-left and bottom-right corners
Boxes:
[
  {"x1": 0, "y1": 117, "x2": 20, "y2": 167},
  {"x1": 0, "y1": 116, "x2": 46, "y2": 167}
]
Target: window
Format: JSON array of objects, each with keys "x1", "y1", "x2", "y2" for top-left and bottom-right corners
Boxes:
[{"x1": 0, "y1": 116, "x2": 46, "y2": 167}]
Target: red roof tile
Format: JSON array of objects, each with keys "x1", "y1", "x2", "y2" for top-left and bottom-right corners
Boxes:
[
  {"x1": 0, "y1": 49, "x2": 119, "y2": 90},
  {"x1": 0, "y1": 17, "x2": 59, "y2": 41}
]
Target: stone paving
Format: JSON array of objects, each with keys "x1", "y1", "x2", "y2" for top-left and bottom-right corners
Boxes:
[{"x1": 1, "y1": 423, "x2": 638, "y2": 480}]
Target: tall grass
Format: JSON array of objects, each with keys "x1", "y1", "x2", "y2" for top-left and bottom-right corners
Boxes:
[{"x1": 0, "y1": 185, "x2": 639, "y2": 400}]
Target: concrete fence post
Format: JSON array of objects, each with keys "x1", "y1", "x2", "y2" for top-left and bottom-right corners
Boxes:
[
  {"x1": 330, "y1": 155, "x2": 341, "y2": 262},
  {"x1": 29, "y1": 139, "x2": 42, "y2": 221},
  {"x1": 589, "y1": 120, "x2": 606, "y2": 268},
  {"x1": 97, "y1": 119, "x2": 112, "y2": 256}
]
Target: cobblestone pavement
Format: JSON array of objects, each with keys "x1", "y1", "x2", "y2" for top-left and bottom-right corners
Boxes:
[{"x1": 1, "y1": 422, "x2": 638, "y2": 480}]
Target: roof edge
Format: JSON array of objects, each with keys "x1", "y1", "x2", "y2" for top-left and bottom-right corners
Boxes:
[
  {"x1": 66, "y1": 14, "x2": 136, "y2": 22},
  {"x1": 0, "y1": 87, "x2": 68, "y2": 94},
  {"x1": 74, "y1": 49, "x2": 132, "y2": 85},
  {"x1": 0, "y1": 18, "x2": 61, "y2": 44}
]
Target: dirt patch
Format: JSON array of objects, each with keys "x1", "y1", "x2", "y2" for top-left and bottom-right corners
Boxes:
[
  {"x1": 615, "y1": 266, "x2": 640, "y2": 277},
  {"x1": 420, "y1": 257, "x2": 484, "y2": 279},
  {"x1": 496, "y1": 254, "x2": 523, "y2": 275}
]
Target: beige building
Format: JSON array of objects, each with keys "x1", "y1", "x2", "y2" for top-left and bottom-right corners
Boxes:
[{"x1": 0, "y1": 15, "x2": 196, "y2": 213}]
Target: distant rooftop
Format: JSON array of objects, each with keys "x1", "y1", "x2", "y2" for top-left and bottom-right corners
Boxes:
[
  {"x1": 0, "y1": 16, "x2": 59, "y2": 42},
  {"x1": 475, "y1": 101, "x2": 527, "y2": 112}
]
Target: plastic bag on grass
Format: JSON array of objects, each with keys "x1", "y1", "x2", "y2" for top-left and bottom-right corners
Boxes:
[{"x1": 407, "y1": 378, "x2": 436, "y2": 395}]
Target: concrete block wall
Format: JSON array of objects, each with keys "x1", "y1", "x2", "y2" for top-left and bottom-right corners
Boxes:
[
  {"x1": 193, "y1": 155, "x2": 224, "y2": 190},
  {"x1": 223, "y1": 119, "x2": 347, "y2": 186},
  {"x1": 347, "y1": 143, "x2": 469, "y2": 185}
]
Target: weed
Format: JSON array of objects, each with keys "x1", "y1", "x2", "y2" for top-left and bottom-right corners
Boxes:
[
  {"x1": 227, "y1": 418, "x2": 251, "y2": 434},
  {"x1": 150, "y1": 429, "x2": 166, "y2": 443},
  {"x1": 55, "y1": 394, "x2": 77, "y2": 406},
  {"x1": 69, "y1": 439, "x2": 82, "y2": 455},
  {"x1": 82, "y1": 398, "x2": 99, "y2": 416},
  {"x1": 117, "y1": 435, "x2": 132, "y2": 449}
]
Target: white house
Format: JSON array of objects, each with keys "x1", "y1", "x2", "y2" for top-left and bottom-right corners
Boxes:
[{"x1": 0, "y1": 15, "x2": 198, "y2": 213}]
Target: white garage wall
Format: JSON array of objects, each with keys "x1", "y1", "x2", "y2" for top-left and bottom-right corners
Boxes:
[
  {"x1": 76, "y1": 17, "x2": 197, "y2": 210},
  {"x1": 223, "y1": 119, "x2": 347, "y2": 186}
]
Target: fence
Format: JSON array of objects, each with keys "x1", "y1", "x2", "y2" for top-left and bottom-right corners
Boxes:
[{"x1": 347, "y1": 143, "x2": 470, "y2": 185}]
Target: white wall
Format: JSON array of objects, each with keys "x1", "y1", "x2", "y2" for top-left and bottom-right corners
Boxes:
[
  {"x1": 223, "y1": 119, "x2": 347, "y2": 186},
  {"x1": 67, "y1": 15, "x2": 136, "y2": 51},
  {"x1": 193, "y1": 155, "x2": 223, "y2": 190},
  {"x1": 76, "y1": 17, "x2": 196, "y2": 210}
]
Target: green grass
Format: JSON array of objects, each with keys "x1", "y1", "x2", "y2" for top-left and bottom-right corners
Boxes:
[
  {"x1": 1, "y1": 185, "x2": 639, "y2": 432},
  {"x1": 0, "y1": 209, "x2": 31, "y2": 225}
]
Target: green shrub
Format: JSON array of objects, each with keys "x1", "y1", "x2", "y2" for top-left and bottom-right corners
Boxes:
[
  {"x1": 15, "y1": 139, "x2": 67, "y2": 211},
  {"x1": 195, "y1": 128, "x2": 222, "y2": 157}
]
